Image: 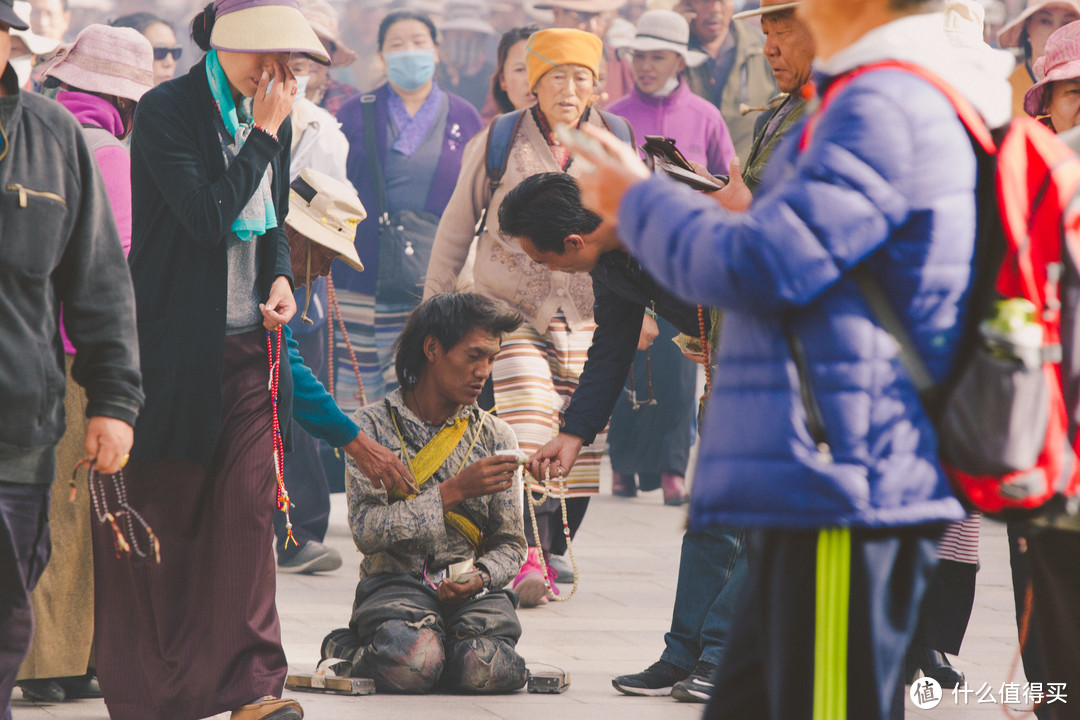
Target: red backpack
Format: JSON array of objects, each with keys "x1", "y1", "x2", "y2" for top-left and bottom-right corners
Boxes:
[{"x1": 803, "y1": 60, "x2": 1080, "y2": 520}]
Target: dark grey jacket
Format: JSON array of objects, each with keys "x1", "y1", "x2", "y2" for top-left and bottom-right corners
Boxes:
[{"x1": 0, "y1": 64, "x2": 143, "y2": 475}]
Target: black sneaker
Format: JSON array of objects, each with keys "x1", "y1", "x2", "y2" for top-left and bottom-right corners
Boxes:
[
  {"x1": 612, "y1": 660, "x2": 690, "y2": 696},
  {"x1": 670, "y1": 660, "x2": 718, "y2": 702}
]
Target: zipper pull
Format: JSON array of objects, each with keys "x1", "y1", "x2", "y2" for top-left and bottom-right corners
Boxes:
[{"x1": 7, "y1": 184, "x2": 26, "y2": 208}]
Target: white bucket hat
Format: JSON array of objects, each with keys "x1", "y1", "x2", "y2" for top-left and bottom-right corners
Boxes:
[
  {"x1": 286, "y1": 168, "x2": 366, "y2": 273},
  {"x1": 623, "y1": 9, "x2": 707, "y2": 66}
]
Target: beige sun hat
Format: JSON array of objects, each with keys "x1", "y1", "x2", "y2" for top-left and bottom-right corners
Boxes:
[
  {"x1": 998, "y1": 0, "x2": 1080, "y2": 48},
  {"x1": 297, "y1": 0, "x2": 358, "y2": 67},
  {"x1": 210, "y1": 0, "x2": 332, "y2": 65},
  {"x1": 732, "y1": 0, "x2": 800, "y2": 20},
  {"x1": 10, "y1": 1, "x2": 60, "y2": 56},
  {"x1": 287, "y1": 168, "x2": 366, "y2": 273}
]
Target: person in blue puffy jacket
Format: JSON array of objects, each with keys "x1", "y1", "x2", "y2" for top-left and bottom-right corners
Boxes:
[{"x1": 566, "y1": 0, "x2": 1014, "y2": 717}]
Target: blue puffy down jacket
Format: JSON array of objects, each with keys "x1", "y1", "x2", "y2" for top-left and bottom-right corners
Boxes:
[{"x1": 617, "y1": 70, "x2": 971, "y2": 530}]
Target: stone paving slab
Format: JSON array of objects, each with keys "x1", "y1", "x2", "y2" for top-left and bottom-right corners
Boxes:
[{"x1": 11, "y1": 466, "x2": 1048, "y2": 720}]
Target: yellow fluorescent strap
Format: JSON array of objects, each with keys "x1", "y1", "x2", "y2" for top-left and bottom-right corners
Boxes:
[{"x1": 814, "y1": 527, "x2": 851, "y2": 720}]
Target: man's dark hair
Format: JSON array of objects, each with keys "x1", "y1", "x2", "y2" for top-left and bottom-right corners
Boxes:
[
  {"x1": 498, "y1": 172, "x2": 602, "y2": 254},
  {"x1": 378, "y1": 10, "x2": 438, "y2": 50},
  {"x1": 395, "y1": 293, "x2": 522, "y2": 390}
]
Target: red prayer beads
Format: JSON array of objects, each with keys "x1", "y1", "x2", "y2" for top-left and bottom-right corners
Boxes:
[{"x1": 267, "y1": 327, "x2": 297, "y2": 548}]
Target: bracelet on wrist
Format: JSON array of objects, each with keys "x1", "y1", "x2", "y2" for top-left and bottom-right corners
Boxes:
[{"x1": 251, "y1": 122, "x2": 278, "y2": 142}]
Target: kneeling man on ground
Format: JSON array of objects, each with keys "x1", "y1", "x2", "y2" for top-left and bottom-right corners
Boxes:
[{"x1": 321, "y1": 293, "x2": 529, "y2": 694}]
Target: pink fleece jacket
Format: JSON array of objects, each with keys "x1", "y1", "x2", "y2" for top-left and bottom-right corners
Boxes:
[
  {"x1": 56, "y1": 91, "x2": 132, "y2": 355},
  {"x1": 607, "y1": 77, "x2": 736, "y2": 174}
]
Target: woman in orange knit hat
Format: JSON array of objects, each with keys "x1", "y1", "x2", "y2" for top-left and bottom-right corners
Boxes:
[{"x1": 423, "y1": 27, "x2": 633, "y2": 608}]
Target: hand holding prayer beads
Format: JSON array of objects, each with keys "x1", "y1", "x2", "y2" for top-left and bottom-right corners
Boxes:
[{"x1": 71, "y1": 457, "x2": 160, "y2": 564}]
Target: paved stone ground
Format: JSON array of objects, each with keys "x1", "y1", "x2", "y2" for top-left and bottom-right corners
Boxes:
[{"x1": 11, "y1": 462, "x2": 1051, "y2": 719}]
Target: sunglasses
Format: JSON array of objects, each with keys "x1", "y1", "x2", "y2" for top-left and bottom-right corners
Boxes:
[{"x1": 153, "y1": 46, "x2": 183, "y2": 61}]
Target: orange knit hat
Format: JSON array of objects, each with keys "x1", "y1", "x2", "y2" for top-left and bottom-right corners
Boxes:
[{"x1": 525, "y1": 28, "x2": 603, "y2": 91}]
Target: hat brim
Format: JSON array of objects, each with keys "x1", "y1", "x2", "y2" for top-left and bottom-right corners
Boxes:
[
  {"x1": 732, "y1": 1, "x2": 800, "y2": 19},
  {"x1": 624, "y1": 37, "x2": 707, "y2": 67},
  {"x1": 439, "y1": 17, "x2": 497, "y2": 35},
  {"x1": 999, "y1": 0, "x2": 1080, "y2": 48},
  {"x1": 45, "y1": 62, "x2": 153, "y2": 101},
  {"x1": 211, "y1": 6, "x2": 332, "y2": 65},
  {"x1": 0, "y1": 3, "x2": 29, "y2": 30},
  {"x1": 286, "y1": 195, "x2": 366, "y2": 273},
  {"x1": 12, "y1": 28, "x2": 59, "y2": 55},
  {"x1": 533, "y1": 0, "x2": 626, "y2": 12},
  {"x1": 1022, "y1": 62, "x2": 1080, "y2": 115}
]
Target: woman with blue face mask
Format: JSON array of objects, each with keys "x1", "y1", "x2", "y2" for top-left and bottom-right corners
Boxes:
[{"x1": 332, "y1": 10, "x2": 483, "y2": 409}]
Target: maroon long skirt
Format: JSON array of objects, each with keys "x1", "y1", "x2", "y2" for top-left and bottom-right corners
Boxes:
[{"x1": 93, "y1": 330, "x2": 286, "y2": 720}]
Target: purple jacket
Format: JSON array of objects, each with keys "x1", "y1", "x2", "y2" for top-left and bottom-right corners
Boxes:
[
  {"x1": 607, "y1": 78, "x2": 735, "y2": 174},
  {"x1": 334, "y1": 83, "x2": 482, "y2": 295},
  {"x1": 57, "y1": 90, "x2": 132, "y2": 355}
]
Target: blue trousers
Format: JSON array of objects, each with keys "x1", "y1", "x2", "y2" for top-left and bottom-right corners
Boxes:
[
  {"x1": 0, "y1": 482, "x2": 51, "y2": 720},
  {"x1": 660, "y1": 524, "x2": 748, "y2": 671},
  {"x1": 705, "y1": 526, "x2": 941, "y2": 720}
]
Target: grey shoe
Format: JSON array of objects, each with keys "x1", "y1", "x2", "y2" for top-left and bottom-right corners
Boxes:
[
  {"x1": 278, "y1": 541, "x2": 342, "y2": 574},
  {"x1": 547, "y1": 554, "x2": 575, "y2": 584},
  {"x1": 19, "y1": 679, "x2": 66, "y2": 703}
]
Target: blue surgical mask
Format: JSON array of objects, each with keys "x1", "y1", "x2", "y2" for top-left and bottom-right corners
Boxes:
[
  {"x1": 295, "y1": 74, "x2": 310, "y2": 98},
  {"x1": 385, "y1": 49, "x2": 437, "y2": 92}
]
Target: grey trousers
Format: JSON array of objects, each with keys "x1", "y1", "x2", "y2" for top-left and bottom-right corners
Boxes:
[{"x1": 322, "y1": 574, "x2": 527, "y2": 694}]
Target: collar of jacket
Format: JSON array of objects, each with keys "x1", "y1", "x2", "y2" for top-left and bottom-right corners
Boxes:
[
  {"x1": 630, "y1": 76, "x2": 691, "y2": 107},
  {"x1": 0, "y1": 63, "x2": 22, "y2": 161}
]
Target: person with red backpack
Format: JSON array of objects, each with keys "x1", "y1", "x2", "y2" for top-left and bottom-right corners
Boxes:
[{"x1": 561, "y1": 0, "x2": 1015, "y2": 717}]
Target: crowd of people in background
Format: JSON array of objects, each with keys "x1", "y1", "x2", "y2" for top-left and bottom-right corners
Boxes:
[{"x1": 4, "y1": 0, "x2": 1080, "y2": 718}]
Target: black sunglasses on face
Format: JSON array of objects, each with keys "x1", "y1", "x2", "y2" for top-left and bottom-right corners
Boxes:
[{"x1": 153, "y1": 46, "x2": 183, "y2": 61}]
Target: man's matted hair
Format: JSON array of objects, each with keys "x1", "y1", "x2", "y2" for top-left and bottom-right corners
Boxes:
[
  {"x1": 395, "y1": 293, "x2": 523, "y2": 389},
  {"x1": 499, "y1": 172, "x2": 603, "y2": 254}
]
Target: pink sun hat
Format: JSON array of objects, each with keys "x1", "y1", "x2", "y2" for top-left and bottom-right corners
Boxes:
[
  {"x1": 42, "y1": 24, "x2": 154, "y2": 102},
  {"x1": 998, "y1": 0, "x2": 1080, "y2": 48},
  {"x1": 1023, "y1": 19, "x2": 1080, "y2": 116}
]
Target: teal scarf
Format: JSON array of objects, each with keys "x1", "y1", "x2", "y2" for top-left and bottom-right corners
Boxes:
[{"x1": 205, "y1": 49, "x2": 277, "y2": 241}]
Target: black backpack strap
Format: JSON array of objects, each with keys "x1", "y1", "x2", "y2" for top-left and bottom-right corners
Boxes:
[
  {"x1": 478, "y1": 109, "x2": 527, "y2": 237},
  {"x1": 597, "y1": 108, "x2": 634, "y2": 149},
  {"x1": 849, "y1": 265, "x2": 937, "y2": 396},
  {"x1": 360, "y1": 95, "x2": 389, "y2": 227}
]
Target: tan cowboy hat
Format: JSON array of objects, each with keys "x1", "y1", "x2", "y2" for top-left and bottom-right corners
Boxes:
[
  {"x1": 997, "y1": 0, "x2": 1080, "y2": 48},
  {"x1": 732, "y1": 0, "x2": 800, "y2": 20},
  {"x1": 287, "y1": 168, "x2": 365, "y2": 273},
  {"x1": 297, "y1": 0, "x2": 358, "y2": 68}
]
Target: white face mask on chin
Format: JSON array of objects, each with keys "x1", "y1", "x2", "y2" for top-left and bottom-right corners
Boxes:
[
  {"x1": 10, "y1": 56, "x2": 33, "y2": 89},
  {"x1": 647, "y1": 75, "x2": 680, "y2": 98}
]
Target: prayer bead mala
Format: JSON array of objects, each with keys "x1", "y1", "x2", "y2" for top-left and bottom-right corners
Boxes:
[
  {"x1": 525, "y1": 466, "x2": 579, "y2": 602},
  {"x1": 74, "y1": 458, "x2": 160, "y2": 563},
  {"x1": 268, "y1": 327, "x2": 297, "y2": 548},
  {"x1": 698, "y1": 305, "x2": 712, "y2": 397},
  {"x1": 325, "y1": 274, "x2": 367, "y2": 406}
]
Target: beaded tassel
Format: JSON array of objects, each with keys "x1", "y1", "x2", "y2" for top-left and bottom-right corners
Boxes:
[
  {"x1": 698, "y1": 305, "x2": 712, "y2": 397},
  {"x1": 524, "y1": 466, "x2": 579, "y2": 602},
  {"x1": 268, "y1": 327, "x2": 298, "y2": 549}
]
